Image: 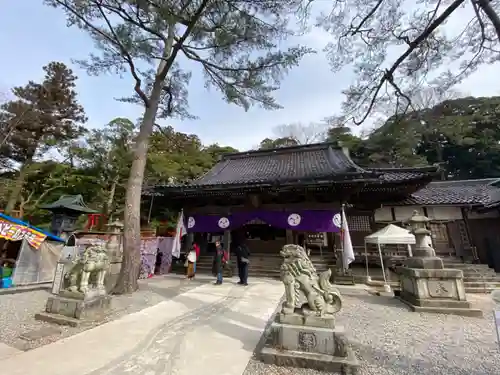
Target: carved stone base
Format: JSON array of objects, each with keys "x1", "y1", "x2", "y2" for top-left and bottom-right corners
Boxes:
[
  {"x1": 35, "y1": 290, "x2": 112, "y2": 326},
  {"x1": 397, "y1": 267, "x2": 483, "y2": 317},
  {"x1": 404, "y1": 256, "x2": 444, "y2": 269},
  {"x1": 259, "y1": 321, "x2": 359, "y2": 374},
  {"x1": 332, "y1": 273, "x2": 356, "y2": 286},
  {"x1": 279, "y1": 312, "x2": 336, "y2": 329}
]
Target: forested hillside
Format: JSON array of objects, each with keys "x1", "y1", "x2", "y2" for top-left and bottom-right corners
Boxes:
[{"x1": 326, "y1": 96, "x2": 500, "y2": 180}]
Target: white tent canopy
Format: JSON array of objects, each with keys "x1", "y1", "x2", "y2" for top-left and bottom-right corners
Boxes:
[
  {"x1": 365, "y1": 224, "x2": 416, "y2": 245},
  {"x1": 363, "y1": 224, "x2": 416, "y2": 291}
]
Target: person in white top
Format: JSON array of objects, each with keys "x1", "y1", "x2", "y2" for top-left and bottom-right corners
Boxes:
[{"x1": 185, "y1": 245, "x2": 197, "y2": 280}]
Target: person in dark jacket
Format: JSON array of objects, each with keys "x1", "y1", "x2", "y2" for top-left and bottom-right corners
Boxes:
[
  {"x1": 235, "y1": 242, "x2": 250, "y2": 286},
  {"x1": 212, "y1": 240, "x2": 227, "y2": 285}
]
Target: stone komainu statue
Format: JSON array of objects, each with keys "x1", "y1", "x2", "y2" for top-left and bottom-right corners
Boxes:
[
  {"x1": 64, "y1": 244, "x2": 110, "y2": 293},
  {"x1": 280, "y1": 244, "x2": 342, "y2": 316}
]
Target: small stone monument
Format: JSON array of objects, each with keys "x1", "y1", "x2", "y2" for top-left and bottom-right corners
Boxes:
[
  {"x1": 104, "y1": 220, "x2": 124, "y2": 292},
  {"x1": 35, "y1": 242, "x2": 111, "y2": 326},
  {"x1": 397, "y1": 211, "x2": 482, "y2": 317},
  {"x1": 259, "y1": 244, "x2": 359, "y2": 374},
  {"x1": 105, "y1": 219, "x2": 124, "y2": 258}
]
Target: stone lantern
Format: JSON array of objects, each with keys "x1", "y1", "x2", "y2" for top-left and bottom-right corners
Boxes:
[
  {"x1": 397, "y1": 210, "x2": 482, "y2": 317},
  {"x1": 404, "y1": 211, "x2": 443, "y2": 269},
  {"x1": 40, "y1": 195, "x2": 98, "y2": 239}
]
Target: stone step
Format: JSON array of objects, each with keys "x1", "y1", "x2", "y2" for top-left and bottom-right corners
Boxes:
[
  {"x1": 245, "y1": 272, "x2": 280, "y2": 279},
  {"x1": 196, "y1": 262, "x2": 334, "y2": 270},
  {"x1": 464, "y1": 281, "x2": 500, "y2": 288},
  {"x1": 466, "y1": 287, "x2": 497, "y2": 293},
  {"x1": 367, "y1": 276, "x2": 498, "y2": 293},
  {"x1": 443, "y1": 263, "x2": 493, "y2": 269},
  {"x1": 454, "y1": 272, "x2": 496, "y2": 279},
  {"x1": 193, "y1": 264, "x2": 333, "y2": 278},
  {"x1": 464, "y1": 279, "x2": 500, "y2": 285},
  {"x1": 457, "y1": 271, "x2": 498, "y2": 276},
  {"x1": 332, "y1": 274, "x2": 356, "y2": 285}
]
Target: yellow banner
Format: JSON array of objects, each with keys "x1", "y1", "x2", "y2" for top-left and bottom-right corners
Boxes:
[{"x1": 0, "y1": 219, "x2": 47, "y2": 249}]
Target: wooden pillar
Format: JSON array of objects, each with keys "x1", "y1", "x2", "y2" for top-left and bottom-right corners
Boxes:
[
  {"x1": 185, "y1": 232, "x2": 194, "y2": 252},
  {"x1": 200, "y1": 233, "x2": 209, "y2": 255},
  {"x1": 223, "y1": 230, "x2": 232, "y2": 277},
  {"x1": 326, "y1": 232, "x2": 335, "y2": 253},
  {"x1": 223, "y1": 230, "x2": 232, "y2": 254},
  {"x1": 286, "y1": 229, "x2": 293, "y2": 244}
]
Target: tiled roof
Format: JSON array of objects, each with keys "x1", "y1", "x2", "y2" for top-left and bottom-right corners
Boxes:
[
  {"x1": 367, "y1": 167, "x2": 439, "y2": 183},
  {"x1": 144, "y1": 143, "x2": 440, "y2": 198},
  {"x1": 151, "y1": 143, "x2": 438, "y2": 191},
  {"x1": 39, "y1": 194, "x2": 97, "y2": 213},
  {"x1": 396, "y1": 178, "x2": 500, "y2": 206},
  {"x1": 191, "y1": 143, "x2": 373, "y2": 186}
]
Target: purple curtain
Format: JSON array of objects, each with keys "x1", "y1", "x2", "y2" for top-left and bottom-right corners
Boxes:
[{"x1": 185, "y1": 210, "x2": 341, "y2": 233}]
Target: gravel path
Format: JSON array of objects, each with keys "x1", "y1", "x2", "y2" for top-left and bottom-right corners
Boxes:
[
  {"x1": 244, "y1": 289, "x2": 500, "y2": 375},
  {"x1": 0, "y1": 276, "x2": 204, "y2": 351},
  {"x1": 3, "y1": 278, "x2": 499, "y2": 374}
]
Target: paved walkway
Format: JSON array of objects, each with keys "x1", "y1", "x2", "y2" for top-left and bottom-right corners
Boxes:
[
  {"x1": 0, "y1": 343, "x2": 21, "y2": 360},
  {"x1": 0, "y1": 278, "x2": 284, "y2": 375}
]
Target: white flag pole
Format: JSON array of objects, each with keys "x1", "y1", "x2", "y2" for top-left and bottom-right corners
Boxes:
[
  {"x1": 340, "y1": 203, "x2": 345, "y2": 273},
  {"x1": 341, "y1": 203, "x2": 355, "y2": 271}
]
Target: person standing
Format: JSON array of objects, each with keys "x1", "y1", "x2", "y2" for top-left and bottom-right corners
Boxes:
[
  {"x1": 185, "y1": 247, "x2": 196, "y2": 280},
  {"x1": 192, "y1": 242, "x2": 200, "y2": 276},
  {"x1": 154, "y1": 249, "x2": 163, "y2": 275},
  {"x1": 235, "y1": 241, "x2": 250, "y2": 286},
  {"x1": 212, "y1": 240, "x2": 226, "y2": 285}
]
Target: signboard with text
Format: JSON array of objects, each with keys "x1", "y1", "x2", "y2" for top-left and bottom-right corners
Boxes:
[{"x1": 0, "y1": 219, "x2": 46, "y2": 249}]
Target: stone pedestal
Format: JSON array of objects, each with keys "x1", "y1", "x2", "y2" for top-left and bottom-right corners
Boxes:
[
  {"x1": 259, "y1": 306, "x2": 359, "y2": 374},
  {"x1": 396, "y1": 211, "x2": 482, "y2": 317},
  {"x1": 260, "y1": 244, "x2": 359, "y2": 373},
  {"x1": 35, "y1": 289, "x2": 111, "y2": 327},
  {"x1": 35, "y1": 242, "x2": 113, "y2": 326},
  {"x1": 105, "y1": 258, "x2": 122, "y2": 293},
  {"x1": 397, "y1": 267, "x2": 482, "y2": 317}
]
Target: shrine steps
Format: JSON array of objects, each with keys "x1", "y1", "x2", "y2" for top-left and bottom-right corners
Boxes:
[
  {"x1": 190, "y1": 252, "x2": 335, "y2": 280},
  {"x1": 442, "y1": 258, "x2": 500, "y2": 293},
  {"x1": 175, "y1": 254, "x2": 500, "y2": 294},
  {"x1": 361, "y1": 259, "x2": 500, "y2": 294}
]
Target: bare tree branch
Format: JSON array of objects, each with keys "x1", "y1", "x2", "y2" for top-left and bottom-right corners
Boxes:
[{"x1": 314, "y1": 0, "x2": 500, "y2": 125}]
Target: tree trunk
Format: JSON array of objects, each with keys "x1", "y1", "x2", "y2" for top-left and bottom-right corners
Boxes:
[
  {"x1": 113, "y1": 83, "x2": 162, "y2": 294},
  {"x1": 4, "y1": 154, "x2": 34, "y2": 215},
  {"x1": 18, "y1": 191, "x2": 34, "y2": 219},
  {"x1": 106, "y1": 177, "x2": 118, "y2": 215},
  {"x1": 99, "y1": 176, "x2": 119, "y2": 230}
]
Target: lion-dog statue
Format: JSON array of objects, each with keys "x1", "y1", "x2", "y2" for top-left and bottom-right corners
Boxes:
[
  {"x1": 280, "y1": 244, "x2": 342, "y2": 316},
  {"x1": 64, "y1": 244, "x2": 109, "y2": 294}
]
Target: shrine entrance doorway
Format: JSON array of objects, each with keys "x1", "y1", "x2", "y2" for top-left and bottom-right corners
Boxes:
[{"x1": 232, "y1": 219, "x2": 286, "y2": 254}]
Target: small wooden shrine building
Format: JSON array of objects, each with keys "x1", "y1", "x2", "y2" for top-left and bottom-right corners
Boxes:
[{"x1": 144, "y1": 143, "x2": 439, "y2": 258}]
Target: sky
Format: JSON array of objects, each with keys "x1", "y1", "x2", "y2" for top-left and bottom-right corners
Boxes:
[{"x1": 1, "y1": 2, "x2": 499, "y2": 151}]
